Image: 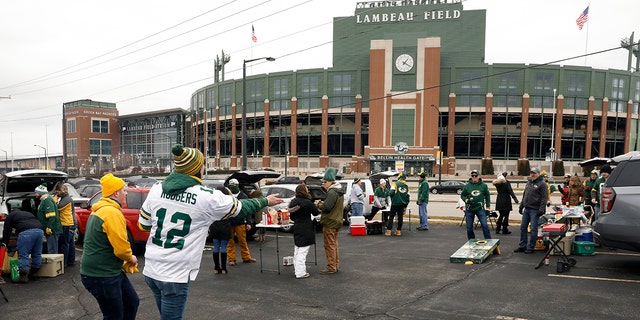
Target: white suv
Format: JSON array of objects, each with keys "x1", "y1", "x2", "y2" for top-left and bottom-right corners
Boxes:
[{"x1": 0, "y1": 170, "x2": 68, "y2": 241}]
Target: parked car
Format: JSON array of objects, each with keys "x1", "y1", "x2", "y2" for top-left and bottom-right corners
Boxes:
[
  {"x1": 594, "y1": 151, "x2": 640, "y2": 252},
  {"x1": 76, "y1": 184, "x2": 102, "y2": 198},
  {"x1": 75, "y1": 186, "x2": 150, "y2": 254},
  {"x1": 429, "y1": 180, "x2": 466, "y2": 194},
  {"x1": 125, "y1": 175, "x2": 158, "y2": 187},
  {"x1": 260, "y1": 183, "x2": 326, "y2": 232},
  {"x1": 274, "y1": 176, "x2": 302, "y2": 185},
  {"x1": 69, "y1": 177, "x2": 100, "y2": 188},
  {"x1": 64, "y1": 182, "x2": 90, "y2": 208},
  {"x1": 0, "y1": 169, "x2": 68, "y2": 241}
]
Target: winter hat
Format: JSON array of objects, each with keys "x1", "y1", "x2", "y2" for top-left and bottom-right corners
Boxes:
[
  {"x1": 590, "y1": 169, "x2": 598, "y2": 175},
  {"x1": 398, "y1": 172, "x2": 406, "y2": 180},
  {"x1": 530, "y1": 167, "x2": 541, "y2": 174},
  {"x1": 322, "y1": 167, "x2": 338, "y2": 182},
  {"x1": 419, "y1": 172, "x2": 427, "y2": 178},
  {"x1": 353, "y1": 177, "x2": 361, "y2": 183},
  {"x1": 470, "y1": 169, "x2": 479, "y2": 175},
  {"x1": 227, "y1": 178, "x2": 240, "y2": 194},
  {"x1": 379, "y1": 179, "x2": 386, "y2": 185},
  {"x1": 600, "y1": 164, "x2": 612, "y2": 174},
  {"x1": 172, "y1": 144, "x2": 204, "y2": 176},
  {"x1": 100, "y1": 173, "x2": 125, "y2": 197},
  {"x1": 34, "y1": 184, "x2": 48, "y2": 194}
]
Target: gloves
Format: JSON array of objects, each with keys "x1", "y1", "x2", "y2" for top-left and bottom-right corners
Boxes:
[
  {"x1": 45, "y1": 228, "x2": 52, "y2": 236},
  {"x1": 122, "y1": 261, "x2": 139, "y2": 274},
  {"x1": 537, "y1": 210, "x2": 545, "y2": 217},
  {"x1": 518, "y1": 207, "x2": 523, "y2": 215}
]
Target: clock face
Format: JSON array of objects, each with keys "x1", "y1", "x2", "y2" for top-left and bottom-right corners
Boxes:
[{"x1": 395, "y1": 54, "x2": 414, "y2": 72}]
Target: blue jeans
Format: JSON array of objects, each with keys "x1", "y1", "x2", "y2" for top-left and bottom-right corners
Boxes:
[
  {"x1": 350, "y1": 202, "x2": 364, "y2": 217},
  {"x1": 59, "y1": 226, "x2": 76, "y2": 266},
  {"x1": 518, "y1": 207, "x2": 539, "y2": 250},
  {"x1": 46, "y1": 234, "x2": 59, "y2": 254},
  {"x1": 145, "y1": 276, "x2": 191, "y2": 320},
  {"x1": 81, "y1": 272, "x2": 139, "y2": 320},
  {"x1": 213, "y1": 239, "x2": 229, "y2": 253},
  {"x1": 17, "y1": 228, "x2": 44, "y2": 271},
  {"x1": 418, "y1": 202, "x2": 428, "y2": 229},
  {"x1": 465, "y1": 209, "x2": 491, "y2": 240}
]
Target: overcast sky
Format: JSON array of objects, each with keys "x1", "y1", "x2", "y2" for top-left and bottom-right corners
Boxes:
[{"x1": 0, "y1": 0, "x2": 637, "y2": 159}]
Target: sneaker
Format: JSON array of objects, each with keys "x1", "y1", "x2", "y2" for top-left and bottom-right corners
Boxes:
[
  {"x1": 296, "y1": 273, "x2": 311, "y2": 279},
  {"x1": 395, "y1": 230, "x2": 402, "y2": 236},
  {"x1": 496, "y1": 230, "x2": 501, "y2": 234},
  {"x1": 524, "y1": 249, "x2": 534, "y2": 254},
  {"x1": 385, "y1": 230, "x2": 391, "y2": 236},
  {"x1": 513, "y1": 247, "x2": 526, "y2": 253},
  {"x1": 243, "y1": 258, "x2": 257, "y2": 263}
]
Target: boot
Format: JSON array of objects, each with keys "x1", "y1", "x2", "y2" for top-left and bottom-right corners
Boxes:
[
  {"x1": 502, "y1": 227, "x2": 512, "y2": 235},
  {"x1": 220, "y1": 252, "x2": 228, "y2": 274},
  {"x1": 213, "y1": 251, "x2": 221, "y2": 274},
  {"x1": 28, "y1": 267, "x2": 40, "y2": 280},
  {"x1": 385, "y1": 230, "x2": 391, "y2": 236},
  {"x1": 495, "y1": 222, "x2": 502, "y2": 234},
  {"x1": 395, "y1": 230, "x2": 402, "y2": 236}
]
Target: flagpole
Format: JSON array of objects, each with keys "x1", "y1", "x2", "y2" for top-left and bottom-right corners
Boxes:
[{"x1": 584, "y1": 4, "x2": 590, "y2": 65}]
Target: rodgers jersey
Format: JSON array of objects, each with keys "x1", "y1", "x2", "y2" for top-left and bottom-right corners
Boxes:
[{"x1": 140, "y1": 182, "x2": 241, "y2": 283}]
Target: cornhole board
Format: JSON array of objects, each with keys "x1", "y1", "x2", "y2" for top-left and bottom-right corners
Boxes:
[{"x1": 450, "y1": 239, "x2": 501, "y2": 264}]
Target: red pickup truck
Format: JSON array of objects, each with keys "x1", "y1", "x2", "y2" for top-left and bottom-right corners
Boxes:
[{"x1": 75, "y1": 187, "x2": 150, "y2": 254}]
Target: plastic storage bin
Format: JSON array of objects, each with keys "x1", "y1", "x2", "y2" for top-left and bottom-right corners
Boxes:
[{"x1": 572, "y1": 241, "x2": 595, "y2": 255}]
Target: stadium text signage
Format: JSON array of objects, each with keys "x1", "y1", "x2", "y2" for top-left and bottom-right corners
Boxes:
[{"x1": 355, "y1": 0, "x2": 461, "y2": 24}]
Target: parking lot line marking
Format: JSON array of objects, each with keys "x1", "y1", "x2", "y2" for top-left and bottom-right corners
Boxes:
[
  {"x1": 548, "y1": 274, "x2": 640, "y2": 283},
  {"x1": 594, "y1": 251, "x2": 640, "y2": 257}
]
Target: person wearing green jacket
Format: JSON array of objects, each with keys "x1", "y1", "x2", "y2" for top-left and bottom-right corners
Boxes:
[
  {"x1": 317, "y1": 167, "x2": 345, "y2": 275},
  {"x1": 416, "y1": 172, "x2": 430, "y2": 231},
  {"x1": 35, "y1": 184, "x2": 62, "y2": 254},
  {"x1": 460, "y1": 169, "x2": 492, "y2": 240},
  {"x1": 386, "y1": 172, "x2": 410, "y2": 236}
]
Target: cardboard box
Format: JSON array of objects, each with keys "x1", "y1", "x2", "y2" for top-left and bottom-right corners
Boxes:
[
  {"x1": 35, "y1": 254, "x2": 64, "y2": 277},
  {"x1": 350, "y1": 225, "x2": 366, "y2": 236},
  {"x1": 282, "y1": 256, "x2": 293, "y2": 266}
]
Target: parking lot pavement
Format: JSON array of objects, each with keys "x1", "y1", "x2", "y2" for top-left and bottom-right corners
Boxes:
[{"x1": 2, "y1": 224, "x2": 640, "y2": 320}]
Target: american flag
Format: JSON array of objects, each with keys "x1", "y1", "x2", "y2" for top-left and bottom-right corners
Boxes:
[
  {"x1": 576, "y1": 6, "x2": 589, "y2": 30},
  {"x1": 251, "y1": 25, "x2": 257, "y2": 43}
]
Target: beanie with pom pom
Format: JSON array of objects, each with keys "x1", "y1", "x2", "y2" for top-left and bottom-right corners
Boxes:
[{"x1": 172, "y1": 144, "x2": 204, "y2": 176}]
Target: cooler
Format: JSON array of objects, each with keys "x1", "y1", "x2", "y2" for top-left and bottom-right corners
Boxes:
[
  {"x1": 35, "y1": 254, "x2": 64, "y2": 277},
  {"x1": 350, "y1": 225, "x2": 366, "y2": 236}
]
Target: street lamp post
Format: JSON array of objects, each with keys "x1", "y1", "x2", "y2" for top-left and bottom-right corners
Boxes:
[
  {"x1": 242, "y1": 56, "x2": 275, "y2": 170},
  {"x1": 430, "y1": 105, "x2": 442, "y2": 185},
  {"x1": 34, "y1": 144, "x2": 47, "y2": 170},
  {"x1": 549, "y1": 88, "x2": 557, "y2": 176}
]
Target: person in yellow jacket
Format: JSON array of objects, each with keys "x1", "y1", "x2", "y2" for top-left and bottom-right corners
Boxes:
[
  {"x1": 54, "y1": 183, "x2": 76, "y2": 266},
  {"x1": 80, "y1": 174, "x2": 139, "y2": 320}
]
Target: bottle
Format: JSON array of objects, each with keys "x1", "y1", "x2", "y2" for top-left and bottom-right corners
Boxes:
[
  {"x1": 267, "y1": 213, "x2": 272, "y2": 225},
  {"x1": 544, "y1": 254, "x2": 550, "y2": 266}
]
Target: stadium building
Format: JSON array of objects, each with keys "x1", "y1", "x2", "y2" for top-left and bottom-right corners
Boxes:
[{"x1": 190, "y1": 0, "x2": 640, "y2": 176}]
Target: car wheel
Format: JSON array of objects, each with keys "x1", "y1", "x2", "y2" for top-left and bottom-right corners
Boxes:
[
  {"x1": 431, "y1": 188, "x2": 439, "y2": 194},
  {"x1": 456, "y1": 189, "x2": 463, "y2": 195}
]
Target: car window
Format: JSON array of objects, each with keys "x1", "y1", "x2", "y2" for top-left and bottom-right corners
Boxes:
[
  {"x1": 89, "y1": 192, "x2": 102, "y2": 206},
  {"x1": 607, "y1": 161, "x2": 638, "y2": 187},
  {"x1": 126, "y1": 191, "x2": 148, "y2": 209},
  {"x1": 339, "y1": 182, "x2": 348, "y2": 191}
]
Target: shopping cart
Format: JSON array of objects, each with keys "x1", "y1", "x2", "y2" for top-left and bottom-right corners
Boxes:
[{"x1": 535, "y1": 223, "x2": 577, "y2": 272}]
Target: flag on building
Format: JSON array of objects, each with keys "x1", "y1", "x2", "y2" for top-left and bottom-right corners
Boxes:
[
  {"x1": 576, "y1": 6, "x2": 589, "y2": 30},
  {"x1": 252, "y1": 25, "x2": 257, "y2": 43}
]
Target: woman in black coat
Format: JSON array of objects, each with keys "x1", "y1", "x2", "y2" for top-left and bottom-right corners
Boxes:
[
  {"x1": 492, "y1": 173, "x2": 519, "y2": 234},
  {"x1": 211, "y1": 186, "x2": 233, "y2": 274},
  {"x1": 288, "y1": 184, "x2": 320, "y2": 279}
]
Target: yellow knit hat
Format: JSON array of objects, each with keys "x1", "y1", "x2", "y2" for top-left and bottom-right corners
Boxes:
[
  {"x1": 100, "y1": 173, "x2": 125, "y2": 197},
  {"x1": 172, "y1": 144, "x2": 204, "y2": 176}
]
